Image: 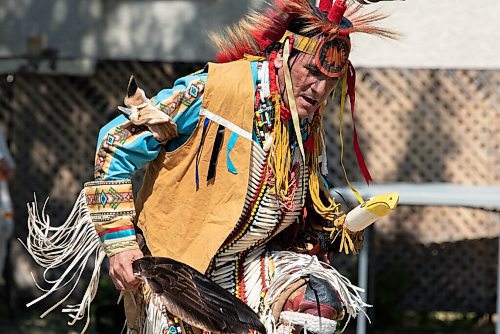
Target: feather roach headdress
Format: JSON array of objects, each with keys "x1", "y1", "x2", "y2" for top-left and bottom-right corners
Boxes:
[{"x1": 211, "y1": 0, "x2": 396, "y2": 75}]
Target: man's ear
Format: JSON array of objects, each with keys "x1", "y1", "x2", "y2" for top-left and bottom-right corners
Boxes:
[{"x1": 274, "y1": 49, "x2": 284, "y2": 69}]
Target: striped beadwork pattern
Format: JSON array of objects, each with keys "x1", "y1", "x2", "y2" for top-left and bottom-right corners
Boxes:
[
  {"x1": 208, "y1": 143, "x2": 308, "y2": 313},
  {"x1": 84, "y1": 180, "x2": 138, "y2": 256},
  {"x1": 84, "y1": 180, "x2": 135, "y2": 222}
]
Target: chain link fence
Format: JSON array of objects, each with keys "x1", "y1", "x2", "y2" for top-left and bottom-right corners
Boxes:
[{"x1": 1, "y1": 62, "x2": 498, "y2": 315}]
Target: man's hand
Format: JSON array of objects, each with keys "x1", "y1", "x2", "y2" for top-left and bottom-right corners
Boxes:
[{"x1": 109, "y1": 248, "x2": 144, "y2": 291}]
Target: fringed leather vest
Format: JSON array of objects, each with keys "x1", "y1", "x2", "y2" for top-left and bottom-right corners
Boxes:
[{"x1": 135, "y1": 59, "x2": 255, "y2": 273}]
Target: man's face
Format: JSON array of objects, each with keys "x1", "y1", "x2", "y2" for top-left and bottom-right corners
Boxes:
[{"x1": 275, "y1": 50, "x2": 339, "y2": 119}]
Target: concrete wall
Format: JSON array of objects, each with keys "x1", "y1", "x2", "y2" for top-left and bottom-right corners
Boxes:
[
  {"x1": 348, "y1": 0, "x2": 500, "y2": 69},
  {"x1": 0, "y1": 0, "x2": 498, "y2": 69},
  {"x1": 0, "y1": 0, "x2": 258, "y2": 63}
]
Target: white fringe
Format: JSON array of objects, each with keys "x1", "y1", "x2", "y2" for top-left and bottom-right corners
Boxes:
[
  {"x1": 143, "y1": 294, "x2": 168, "y2": 334},
  {"x1": 266, "y1": 251, "x2": 370, "y2": 333},
  {"x1": 124, "y1": 294, "x2": 168, "y2": 334},
  {"x1": 20, "y1": 190, "x2": 105, "y2": 333},
  {"x1": 261, "y1": 309, "x2": 279, "y2": 334}
]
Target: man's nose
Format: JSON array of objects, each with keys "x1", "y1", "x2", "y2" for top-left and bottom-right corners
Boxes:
[{"x1": 312, "y1": 78, "x2": 329, "y2": 96}]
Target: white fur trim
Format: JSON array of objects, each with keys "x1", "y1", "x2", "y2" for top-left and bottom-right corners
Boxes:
[{"x1": 280, "y1": 311, "x2": 338, "y2": 334}]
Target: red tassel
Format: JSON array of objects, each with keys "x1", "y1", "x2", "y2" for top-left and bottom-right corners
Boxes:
[
  {"x1": 319, "y1": 0, "x2": 333, "y2": 12},
  {"x1": 280, "y1": 103, "x2": 292, "y2": 121},
  {"x1": 328, "y1": 0, "x2": 347, "y2": 25},
  {"x1": 347, "y1": 62, "x2": 372, "y2": 184}
]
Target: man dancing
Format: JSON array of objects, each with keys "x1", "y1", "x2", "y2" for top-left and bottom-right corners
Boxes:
[{"x1": 25, "y1": 0, "x2": 398, "y2": 333}]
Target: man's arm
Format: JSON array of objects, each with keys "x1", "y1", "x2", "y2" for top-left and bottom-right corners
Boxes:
[{"x1": 89, "y1": 73, "x2": 207, "y2": 291}]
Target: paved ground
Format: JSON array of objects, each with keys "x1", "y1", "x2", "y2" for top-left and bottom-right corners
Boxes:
[
  {"x1": 0, "y1": 312, "x2": 495, "y2": 334},
  {"x1": 0, "y1": 286, "x2": 495, "y2": 334}
]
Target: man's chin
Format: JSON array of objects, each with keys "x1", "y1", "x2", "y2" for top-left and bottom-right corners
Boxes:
[
  {"x1": 295, "y1": 106, "x2": 311, "y2": 119},
  {"x1": 297, "y1": 109, "x2": 314, "y2": 119}
]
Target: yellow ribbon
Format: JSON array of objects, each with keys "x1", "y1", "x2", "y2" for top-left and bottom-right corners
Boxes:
[
  {"x1": 282, "y1": 38, "x2": 305, "y2": 163},
  {"x1": 279, "y1": 31, "x2": 320, "y2": 56}
]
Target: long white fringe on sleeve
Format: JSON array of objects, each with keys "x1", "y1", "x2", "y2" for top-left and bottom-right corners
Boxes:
[{"x1": 21, "y1": 190, "x2": 105, "y2": 333}]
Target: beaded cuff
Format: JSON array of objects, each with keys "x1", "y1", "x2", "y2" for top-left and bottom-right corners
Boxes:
[{"x1": 84, "y1": 180, "x2": 139, "y2": 256}]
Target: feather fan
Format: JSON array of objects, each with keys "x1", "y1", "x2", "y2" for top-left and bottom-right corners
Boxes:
[{"x1": 133, "y1": 257, "x2": 266, "y2": 334}]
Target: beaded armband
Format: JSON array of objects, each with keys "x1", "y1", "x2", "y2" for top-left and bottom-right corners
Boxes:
[{"x1": 84, "y1": 180, "x2": 139, "y2": 257}]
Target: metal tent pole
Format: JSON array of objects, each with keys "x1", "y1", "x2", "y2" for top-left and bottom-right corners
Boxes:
[
  {"x1": 496, "y1": 234, "x2": 499, "y2": 334},
  {"x1": 356, "y1": 227, "x2": 370, "y2": 334}
]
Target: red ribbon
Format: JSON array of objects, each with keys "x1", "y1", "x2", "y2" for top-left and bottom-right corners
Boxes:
[
  {"x1": 254, "y1": 89, "x2": 261, "y2": 110},
  {"x1": 347, "y1": 61, "x2": 372, "y2": 184},
  {"x1": 303, "y1": 134, "x2": 315, "y2": 153}
]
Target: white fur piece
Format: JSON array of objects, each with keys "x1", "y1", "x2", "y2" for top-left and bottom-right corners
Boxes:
[
  {"x1": 280, "y1": 311, "x2": 338, "y2": 334},
  {"x1": 266, "y1": 251, "x2": 370, "y2": 332},
  {"x1": 118, "y1": 101, "x2": 172, "y2": 126},
  {"x1": 21, "y1": 190, "x2": 105, "y2": 333}
]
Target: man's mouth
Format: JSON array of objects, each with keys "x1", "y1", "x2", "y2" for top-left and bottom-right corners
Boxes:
[{"x1": 302, "y1": 96, "x2": 318, "y2": 107}]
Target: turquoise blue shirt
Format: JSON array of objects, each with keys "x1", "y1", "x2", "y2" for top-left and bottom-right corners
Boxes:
[{"x1": 95, "y1": 62, "x2": 259, "y2": 181}]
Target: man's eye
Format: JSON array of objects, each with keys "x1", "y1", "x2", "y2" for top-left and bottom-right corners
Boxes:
[{"x1": 309, "y1": 68, "x2": 322, "y2": 76}]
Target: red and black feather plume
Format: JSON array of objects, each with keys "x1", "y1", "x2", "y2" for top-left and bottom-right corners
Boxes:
[{"x1": 210, "y1": 0, "x2": 397, "y2": 63}]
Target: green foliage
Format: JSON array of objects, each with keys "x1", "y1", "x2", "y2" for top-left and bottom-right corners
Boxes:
[
  {"x1": 374, "y1": 261, "x2": 414, "y2": 327},
  {"x1": 91, "y1": 275, "x2": 126, "y2": 332}
]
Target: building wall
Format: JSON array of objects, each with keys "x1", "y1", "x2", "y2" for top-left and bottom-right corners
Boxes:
[
  {"x1": 0, "y1": 0, "x2": 259, "y2": 63},
  {"x1": 0, "y1": 0, "x2": 498, "y2": 69}
]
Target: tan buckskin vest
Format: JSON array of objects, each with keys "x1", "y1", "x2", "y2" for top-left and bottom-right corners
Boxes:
[{"x1": 135, "y1": 59, "x2": 254, "y2": 273}]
